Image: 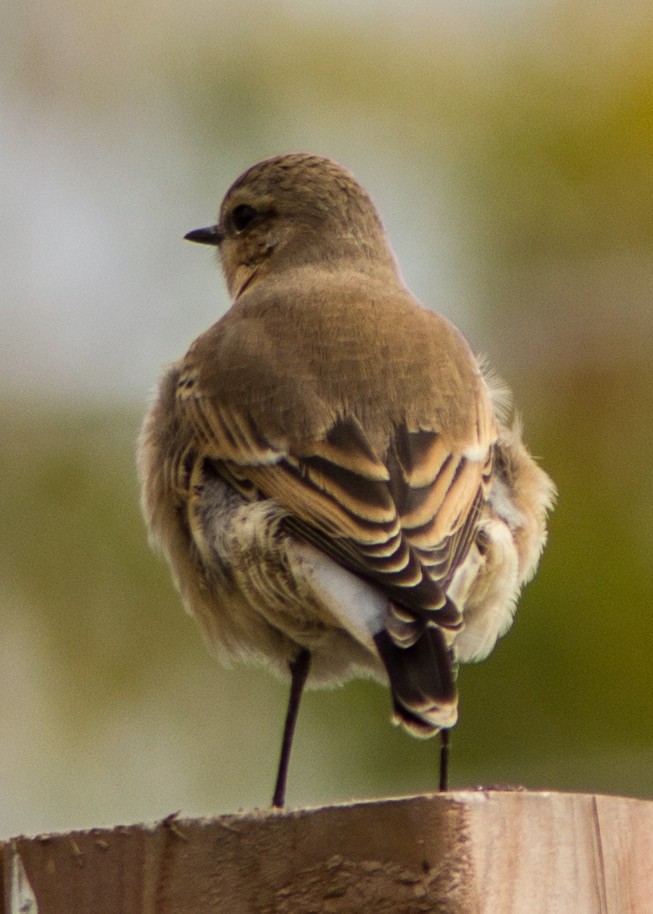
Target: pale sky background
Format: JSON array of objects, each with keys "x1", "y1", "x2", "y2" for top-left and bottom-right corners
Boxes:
[
  {"x1": 2, "y1": 1, "x2": 651, "y2": 404},
  {"x1": 1, "y1": 1, "x2": 482, "y2": 406}
]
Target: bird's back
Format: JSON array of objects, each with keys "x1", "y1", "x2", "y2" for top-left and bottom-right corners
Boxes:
[{"x1": 184, "y1": 264, "x2": 491, "y2": 457}]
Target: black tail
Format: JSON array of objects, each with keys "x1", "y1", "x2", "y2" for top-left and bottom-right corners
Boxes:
[{"x1": 374, "y1": 622, "x2": 458, "y2": 737}]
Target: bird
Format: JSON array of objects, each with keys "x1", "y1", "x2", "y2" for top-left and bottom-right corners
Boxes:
[{"x1": 137, "y1": 153, "x2": 556, "y2": 807}]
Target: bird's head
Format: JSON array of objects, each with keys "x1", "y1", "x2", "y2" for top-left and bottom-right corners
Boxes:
[{"x1": 185, "y1": 153, "x2": 398, "y2": 299}]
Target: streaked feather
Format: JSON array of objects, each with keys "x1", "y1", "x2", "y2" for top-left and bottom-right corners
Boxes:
[{"x1": 175, "y1": 380, "x2": 496, "y2": 636}]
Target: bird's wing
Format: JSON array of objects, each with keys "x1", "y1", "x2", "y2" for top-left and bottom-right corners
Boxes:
[{"x1": 177, "y1": 364, "x2": 496, "y2": 635}]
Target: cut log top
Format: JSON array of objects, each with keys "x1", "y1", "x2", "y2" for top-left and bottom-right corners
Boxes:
[{"x1": 2, "y1": 791, "x2": 652, "y2": 913}]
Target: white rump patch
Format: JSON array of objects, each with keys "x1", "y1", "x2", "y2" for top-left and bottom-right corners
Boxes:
[{"x1": 287, "y1": 542, "x2": 387, "y2": 649}]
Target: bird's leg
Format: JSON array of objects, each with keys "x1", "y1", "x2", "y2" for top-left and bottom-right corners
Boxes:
[
  {"x1": 439, "y1": 728, "x2": 450, "y2": 792},
  {"x1": 272, "y1": 647, "x2": 311, "y2": 808}
]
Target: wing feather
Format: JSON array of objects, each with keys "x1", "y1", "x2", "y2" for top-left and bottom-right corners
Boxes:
[{"x1": 178, "y1": 366, "x2": 497, "y2": 632}]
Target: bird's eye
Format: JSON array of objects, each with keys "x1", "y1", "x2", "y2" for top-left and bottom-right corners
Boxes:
[{"x1": 231, "y1": 204, "x2": 258, "y2": 233}]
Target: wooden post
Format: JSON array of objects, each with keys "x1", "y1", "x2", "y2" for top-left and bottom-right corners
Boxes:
[{"x1": 2, "y1": 791, "x2": 652, "y2": 913}]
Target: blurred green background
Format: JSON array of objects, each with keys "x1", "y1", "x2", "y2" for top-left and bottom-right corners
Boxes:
[{"x1": 1, "y1": 1, "x2": 652, "y2": 838}]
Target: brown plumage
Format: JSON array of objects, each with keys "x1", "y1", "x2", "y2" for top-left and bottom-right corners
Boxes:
[{"x1": 138, "y1": 153, "x2": 555, "y2": 804}]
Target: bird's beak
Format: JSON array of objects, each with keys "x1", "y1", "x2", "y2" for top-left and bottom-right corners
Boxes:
[{"x1": 184, "y1": 225, "x2": 223, "y2": 246}]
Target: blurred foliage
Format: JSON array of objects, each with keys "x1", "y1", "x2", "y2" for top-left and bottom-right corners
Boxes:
[{"x1": 1, "y1": 1, "x2": 652, "y2": 835}]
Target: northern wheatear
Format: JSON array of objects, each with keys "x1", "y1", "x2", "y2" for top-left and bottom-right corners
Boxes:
[{"x1": 138, "y1": 153, "x2": 555, "y2": 806}]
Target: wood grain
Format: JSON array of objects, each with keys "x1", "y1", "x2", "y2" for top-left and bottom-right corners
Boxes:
[{"x1": 2, "y1": 791, "x2": 652, "y2": 913}]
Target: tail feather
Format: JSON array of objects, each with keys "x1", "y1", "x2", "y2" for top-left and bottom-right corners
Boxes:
[{"x1": 374, "y1": 619, "x2": 458, "y2": 737}]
